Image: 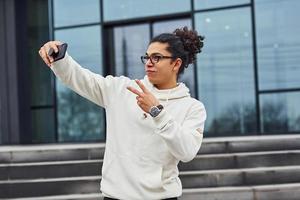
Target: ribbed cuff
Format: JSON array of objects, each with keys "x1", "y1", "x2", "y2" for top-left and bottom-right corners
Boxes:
[
  {"x1": 50, "y1": 52, "x2": 69, "y2": 74},
  {"x1": 152, "y1": 109, "x2": 172, "y2": 130}
]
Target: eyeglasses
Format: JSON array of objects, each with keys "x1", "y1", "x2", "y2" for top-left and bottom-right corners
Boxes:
[{"x1": 140, "y1": 54, "x2": 175, "y2": 64}]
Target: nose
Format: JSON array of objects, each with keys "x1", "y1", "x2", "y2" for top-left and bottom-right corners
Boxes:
[{"x1": 145, "y1": 58, "x2": 154, "y2": 66}]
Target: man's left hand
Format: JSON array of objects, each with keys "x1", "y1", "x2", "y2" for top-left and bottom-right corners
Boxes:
[{"x1": 127, "y1": 79, "x2": 160, "y2": 113}]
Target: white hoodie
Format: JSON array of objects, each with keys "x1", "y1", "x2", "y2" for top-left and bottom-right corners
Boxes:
[{"x1": 51, "y1": 53, "x2": 207, "y2": 200}]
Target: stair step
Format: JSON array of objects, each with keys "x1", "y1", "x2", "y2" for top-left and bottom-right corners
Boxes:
[
  {"x1": 0, "y1": 160, "x2": 102, "y2": 180},
  {"x1": 0, "y1": 176, "x2": 101, "y2": 198},
  {"x1": 1, "y1": 150, "x2": 299, "y2": 181},
  {"x1": 1, "y1": 135, "x2": 300, "y2": 164},
  {"x1": 179, "y1": 165, "x2": 300, "y2": 188},
  {"x1": 200, "y1": 135, "x2": 300, "y2": 154},
  {"x1": 2, "y1": 193, "x2": 103, "y2": 200},
  {"x1": 179, "y1": 150, "x2": 300, "y2": 171},
  {"x1": 180, "y1": 183, "x2": 300, "y2": 200},
  {"x1": 0, "y1": 143, "x2": 105, "y2": 164},
  {"x1": 4, "y1": 183, "x2": 300, "y2": 200}
]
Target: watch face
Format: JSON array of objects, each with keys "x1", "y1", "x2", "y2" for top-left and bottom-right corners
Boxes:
[{"x1": 150, "y1": 107, "x2": 160, "y2": 117}]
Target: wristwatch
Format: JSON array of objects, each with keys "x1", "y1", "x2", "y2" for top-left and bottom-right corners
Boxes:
[{"x1": 149, "y1": 104, "x2": 164, "y2": 118}]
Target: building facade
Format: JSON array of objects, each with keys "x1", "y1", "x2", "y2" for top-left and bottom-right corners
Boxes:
[{"x1": 1, "y1": 0, "x2": 300, "y2": 145}]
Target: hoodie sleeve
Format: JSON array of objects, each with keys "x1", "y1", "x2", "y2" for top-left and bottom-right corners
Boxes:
[
  {"x1": 152, "y1": 102, "x2": 206, "y2": 163},
  {"x1": 50, "y1": 53, "x2": 117, "y2": 108}
]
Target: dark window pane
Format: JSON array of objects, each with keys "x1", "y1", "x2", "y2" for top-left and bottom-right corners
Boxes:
[
  {"x1": 103, "y1": 0, "x2": 190, "y2": 21},
  {"x1": 114, "y1": 24, "x2": 150, "y2": 79},
  {"x1": 55, "y1": 26, "x2": 105, "y2": 142},
  {"x1": 31, "y1": 109, "x2": 55, "y2": 143},
  {"x1": 53, "y1": 0, "x2": 100, "y2": 27},
  {"x1": 194, "y1": 0, "x2": 249, "y2": 10},
  {"x1": 255, "y1": 0, "x2": 300, "y2": 90},
  {"x1": 28, "y1": 0, "x2": 53, "y2": 106},
  {"x1": 260, "y1": 92, "x2": 300, "y2": 133},
  {"x1": 195, "y1": 8, "x2": 257, "y2": 136},
  {"x1": 153, "y1": 19, "x2": 197, "y2": 97}
]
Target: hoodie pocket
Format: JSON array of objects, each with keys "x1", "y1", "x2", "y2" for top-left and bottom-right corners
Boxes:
[
  {"x1": 102, "y1": 153, "x2": 164, "y2": 192},
  {"x1": 137, "y1": 160, "x2": 163, "y2": 190}
]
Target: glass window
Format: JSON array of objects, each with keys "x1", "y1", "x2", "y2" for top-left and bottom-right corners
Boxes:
[
  {"x1": 152, "y1": 19, "x2": 191, "y2": 36},
  {"x1": 194, "y1": 0, "x2": 250, "y2": 10},
  {"x1": 260, "y1": 92, "x2": 300, "y2": 133},
  {"x1": 103, "y1": 0, "x2": 190, "y2": 21},
  {"x1": 29, "y1": 62, "x2": 54, "y2": 106},
  {"x1": 255, "y1": 0, "x2": 300, "y2": 90},
  {"x1": 53, "y1": 0, "x2": 100, "y2": 27},
  {"x1": 153, "y1": 19, "x2": 197, "y2": 97},
  {"x1": 55, "y1": 26, "x2": 105, "y2": 142},
  {"x1": 55, "y1": 26, "x2": 102, "y2": 73},
  {"x1": 195, "y1": 8, "x2": 256, "y2": 136},
  {"x1": 28, "y1": 0, "x2": 53, "y2": 107},
  {"x1": 114, "y1": 24, "x2": 150, "y2": 79},
  {"x1": 31, "y1": 109, "x2": 55, "y2": 143}
]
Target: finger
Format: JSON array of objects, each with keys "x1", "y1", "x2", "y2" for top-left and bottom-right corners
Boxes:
[
  {"x1": 127, "y1": 86, "x2": 142, "y2": 96},
  {"x1": 135, "y1": 79, "x2": 148, "y2": 93},
  {"x1": 39, "y1": 47, "x2": 51, "y2": 66},
  {"x1": 136, "y1": 96, "x2": 141, "y2": 100},
  {"x1": 43, "y1": 44, "x2": 54, "y2": 63},
  {"x1": 49, "y1": 41, "x2": 60, "y2": 54}
]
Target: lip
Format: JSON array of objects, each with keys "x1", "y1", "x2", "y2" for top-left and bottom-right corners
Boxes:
[
  {"x1": 146, "y1": 70, "x2": 156, "y2": 73},
  {"x1": 146, "y1": 71, "x2": 156, "y2": 76}
]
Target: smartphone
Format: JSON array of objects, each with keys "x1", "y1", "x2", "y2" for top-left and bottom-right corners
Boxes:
[{"x1": 48, "y1": 43, "x2": 68, "y2": 62}]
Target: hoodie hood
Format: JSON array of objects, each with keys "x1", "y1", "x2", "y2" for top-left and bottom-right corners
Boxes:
[{"x1": 143, "y1": 75, "x2": 190, "y2": 101}]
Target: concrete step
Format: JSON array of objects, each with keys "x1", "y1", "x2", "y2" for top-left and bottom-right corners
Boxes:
[
  {"x1": 180, "y1": 183, "x2": 300, "y2": 200},
  {"x1": 179, "y1": 150, "x2": 300, "y2": 171},
  {"x1": 3, "y1": 183, "x2": 300, "y2": 200},
  {"x1": 0, "y1": 160, "x2": 102, "y2": 180},
  {"x1": 1, "y1": 135, "x2": 300, "y2": 164},
  {"x1": 200, "y1": 135, "x2": 300, "y2": 154},
  {"x1": 1, "y1": 150, "x2": 299, "y2": 181},
  {"x1": 2, "y1": 193, "x2": 103, "y2": 200},
  {"x1": 0, "y1": 176, "x2": 101, "y2": 198},
  {"x1": 0, "y1": 143, "x2": 105, "y2": 164},
  {"x1": 1, "y1": 165, "x2": 299, "y2": 198},
  {"x1": 180, "y1": 165, "x2": 300, "y2": 188}
]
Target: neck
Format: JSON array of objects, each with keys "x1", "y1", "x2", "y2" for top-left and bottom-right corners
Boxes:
[{"x1": 155, "y1": 80, "x2": 178, "y2": 90}]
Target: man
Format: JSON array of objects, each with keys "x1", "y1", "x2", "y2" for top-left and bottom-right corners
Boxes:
[{"x1": 39, "y1": 26, "x2": 206, "y2": 200}]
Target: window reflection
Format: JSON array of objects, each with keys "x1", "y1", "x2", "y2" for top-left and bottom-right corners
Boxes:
[
  {"x1": 114, "y1": 24, "x2": 150, "y2": 79},
  {"x1": 260, "y1": 92, "x2": 300, "y2": 133},
  {"x1": 195, "y1": 8, "x2": 256, "y2": 136},
  {"x1": 53, "y1": 0, "x2": 100, "y2": 27},
  {"x1": 103, "y1": 0, "x2": 190, "y2": 21},
  {"x1": 55, "y1": 26, "x2": 105, "y2": 142},
  {"x1": 194, "y1": 0, "x2": 249, "y2": 10},
  {"x1": 255, "y1": 0, "x2": 300, "y2": 90}
]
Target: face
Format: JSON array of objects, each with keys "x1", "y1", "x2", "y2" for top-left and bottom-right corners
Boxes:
[{"x1": 143, "y1": 42, "x2": 182, "y2": 89}]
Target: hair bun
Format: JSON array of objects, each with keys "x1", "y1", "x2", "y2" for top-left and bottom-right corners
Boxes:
[{"x1": 173, "y1": 26, "x2": 204, "y2": 65}]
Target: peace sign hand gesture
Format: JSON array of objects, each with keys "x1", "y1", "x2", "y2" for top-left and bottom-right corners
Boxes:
[{"x1": 127, "y1": 79, "x2": 160, "y2": 113}]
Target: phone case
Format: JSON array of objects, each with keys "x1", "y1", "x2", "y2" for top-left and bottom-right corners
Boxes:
[{"x1": 48, "y1": 43, "x2": 68, "y2": 62}]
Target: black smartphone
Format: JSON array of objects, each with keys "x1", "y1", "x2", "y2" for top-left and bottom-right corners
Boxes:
[{"x1": 48, "y1": 43, "x2": 68, "y2": 62}]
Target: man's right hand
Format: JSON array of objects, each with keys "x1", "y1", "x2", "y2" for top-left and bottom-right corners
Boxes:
[{"x1": 38, "y1": 41, "x2": 62, "y2": 67}]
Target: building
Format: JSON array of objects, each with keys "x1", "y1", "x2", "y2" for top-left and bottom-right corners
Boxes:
[
  {"x1": 0, "y1": 0, "x2": 300, "y2": 199},
  {"x1": 1, "y1": 0, "x2": 299, "y2": 145}
]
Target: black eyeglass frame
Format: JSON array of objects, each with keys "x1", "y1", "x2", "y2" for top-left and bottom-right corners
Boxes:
[{"x1": 140, "y1": 54, "x2": 176, "y2": 64}]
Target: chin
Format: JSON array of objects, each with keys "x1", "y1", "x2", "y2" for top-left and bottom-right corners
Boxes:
[{"x1": 147, "y1": 76, "x2": 158, "y2": 85}]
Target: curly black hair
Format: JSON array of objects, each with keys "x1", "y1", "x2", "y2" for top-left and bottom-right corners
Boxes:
[{"x1": 150, "y1": 26, "x2": 204, "y2": 75}]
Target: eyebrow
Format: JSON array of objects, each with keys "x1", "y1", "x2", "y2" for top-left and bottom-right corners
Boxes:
[{"x1": 145, "y1": 52, "x2": 163, "y2": 56}]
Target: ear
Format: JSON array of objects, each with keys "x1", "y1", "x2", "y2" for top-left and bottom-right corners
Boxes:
[{"x1": 173, "y1": 58, "x2": 182, "y2": 73}]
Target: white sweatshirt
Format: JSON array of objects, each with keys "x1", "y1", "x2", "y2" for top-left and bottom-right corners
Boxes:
[{"x1": 51, "y1": 53, "x2": 206, "y2": 200}]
